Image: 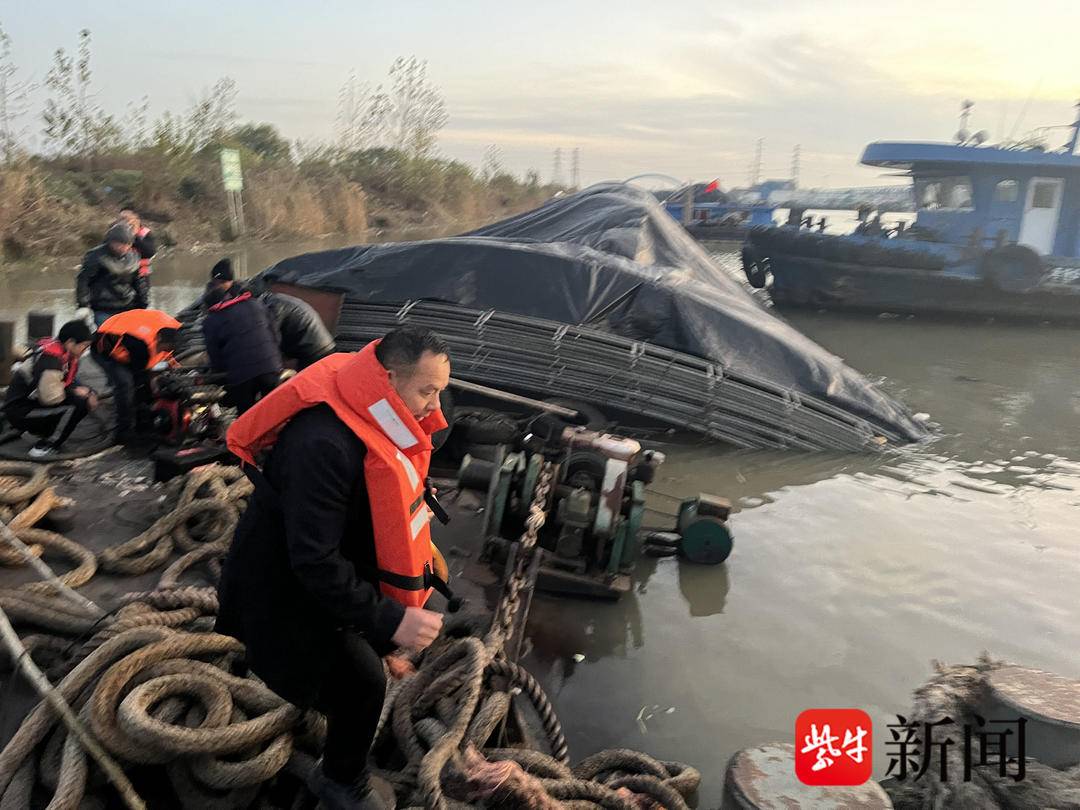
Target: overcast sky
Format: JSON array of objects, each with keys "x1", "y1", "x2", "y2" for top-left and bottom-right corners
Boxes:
[{"x1": 3, "y1": 1, "x2": 1077, "y2": 187}]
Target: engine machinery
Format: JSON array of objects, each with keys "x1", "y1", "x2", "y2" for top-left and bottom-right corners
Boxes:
[
  {"x1": 149, "y1": 370, "x2": 228, "y2": 446},
  {"x1": 457, "y1": 421, "x2": 731, "y2": 599}
]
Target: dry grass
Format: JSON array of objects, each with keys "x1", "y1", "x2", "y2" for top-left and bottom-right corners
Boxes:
[
  {"x1": 0, "y1": 167, "x2": 99, "y2": 260},
  {"x1": 243, "y1": 168, "x2": 368, "y2": 238},
  {"x1": 1, "y1": 155, "x2": 550, "y2": 266}
]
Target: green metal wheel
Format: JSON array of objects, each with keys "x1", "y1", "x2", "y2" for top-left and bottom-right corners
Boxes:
[{"x1": 679, "y1": 517, "x2": 733, "y2": 564}]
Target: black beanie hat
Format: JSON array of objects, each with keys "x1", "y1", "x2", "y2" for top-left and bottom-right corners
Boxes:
[
  {"x1": 58, "y1": 319, "x2": 93, "y2": 344},
  {"x1": 210, "y1": 258, "x2": 234, "y2": 281},
  {"x1": 105, "y1": 222, "x2": 134, "y2": 245}
]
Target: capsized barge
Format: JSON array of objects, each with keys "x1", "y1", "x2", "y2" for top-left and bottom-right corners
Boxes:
[{"x1": 209, "y1": 183, "x2": 925, "y2": 450}]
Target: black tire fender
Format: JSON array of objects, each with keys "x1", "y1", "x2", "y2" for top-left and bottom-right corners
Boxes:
[
  {"x1": 979, "y1": 245, "x2": 1045, "y2": 292},
  {"x1": 741, "y1": 245, "x2": 767, "y2": 289}
]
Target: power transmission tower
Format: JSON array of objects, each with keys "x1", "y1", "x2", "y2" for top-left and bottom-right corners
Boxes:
[
  {"x1": 552, "y1": 148, "x2": 563, "y2": 186},
  {"x1": 751, "y1": 138, "x2": 763, "y2": 186},
  {"x1": 791, "y1": 144, "x2": 801, "y2": 189},
  {"x1": 571, "y1": 147, "x2": 580, "y2": 189}
]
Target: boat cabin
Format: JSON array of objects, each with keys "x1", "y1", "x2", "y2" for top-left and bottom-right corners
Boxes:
[{"x1": 861, "y1": 141, "x2": 1080, "y2": 257}]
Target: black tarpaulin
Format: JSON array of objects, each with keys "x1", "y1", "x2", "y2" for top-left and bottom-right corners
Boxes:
[{"x1": 253, "y1": 183, "x2": 925, "y2": 441}]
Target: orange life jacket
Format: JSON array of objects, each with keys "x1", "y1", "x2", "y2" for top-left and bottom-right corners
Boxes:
[
  {"x1": 227, "y1": 340, "x2": 449, "y2": 608},
  {"x1": 96, "y1": 309, "x2": 180, "y2": 369}
]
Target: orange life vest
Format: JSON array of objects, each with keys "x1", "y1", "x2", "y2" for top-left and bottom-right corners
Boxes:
[
  {"x1": 227, "y1": 340, "x2": 449, "y2": 608},
  {"x1": 97, "y1": 309, "x2": 180, "y2": 369}
]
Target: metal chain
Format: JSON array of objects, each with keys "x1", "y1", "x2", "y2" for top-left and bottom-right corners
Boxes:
[{"x1": 486, "y1": 460, "x2": 555, "y2": 653}]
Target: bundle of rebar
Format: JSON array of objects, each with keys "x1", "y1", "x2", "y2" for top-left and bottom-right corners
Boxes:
[{"x1": 335, "y1": 300, "x2": 900, "y2": 451}]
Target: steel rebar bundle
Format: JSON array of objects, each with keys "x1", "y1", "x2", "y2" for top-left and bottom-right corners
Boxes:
[{"x1": 335, "y1": 300, "x2": 904, "y2": 451}]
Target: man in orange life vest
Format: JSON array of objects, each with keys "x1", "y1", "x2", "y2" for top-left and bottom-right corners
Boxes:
[
  {"x1": 91, "y1": 309, "x2": 180, "y2": 442},
  {"x1": 216, "y1": 327, "x2": 449, "y2": 809}
]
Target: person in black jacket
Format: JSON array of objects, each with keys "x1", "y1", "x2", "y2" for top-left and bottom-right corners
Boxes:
[
  {"x1": 215, "y1": 328, "x2": 448, "y2": 810},
  {"x1": 262, "y1": 292, "x2": 336, "y2": 368},
  {"x1": 206, "y1": 258, "x2": 336, "y2": 368},
  {"x1": 202, "y1": 285, "x2": 283, "y2": 413},
  {"x1": 76, "y1": 223, "x2": 146, "y2": 326}
]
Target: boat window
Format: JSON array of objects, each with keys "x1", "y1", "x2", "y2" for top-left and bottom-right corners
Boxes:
[
  {"x1": 915, "y1": 176, "x2": 974, "y2": 211},
  {"x1": 993, "y1": 179, "x2": 1019, "y2": 203},
  {"x1": 1031, "y1": 181, "x2": 1059, "y2": 209}
]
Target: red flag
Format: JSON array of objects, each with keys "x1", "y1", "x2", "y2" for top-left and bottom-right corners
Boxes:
[{"x1": 704, "y1": 179, "x2": 720, "y2": 193}]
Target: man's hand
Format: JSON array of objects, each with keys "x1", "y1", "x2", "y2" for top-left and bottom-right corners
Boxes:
[
  {"x1": 71, "y1": 386, "x2": 98, "y2": 410},
  {"x1": 391, "y1": 606, "x2": 443, "y2": 651},
  {"x1": 384, "y1": 654, "x2": 416, "y2": 680}
]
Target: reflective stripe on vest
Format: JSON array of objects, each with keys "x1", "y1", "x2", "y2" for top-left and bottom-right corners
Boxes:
[{"x1": 226, "y1": 341, "x2": 449, "y2": 608}]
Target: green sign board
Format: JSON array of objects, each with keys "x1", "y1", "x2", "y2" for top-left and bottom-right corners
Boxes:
[{"x1": 220, "y1": 148, "x2": 243, "y2": 191}]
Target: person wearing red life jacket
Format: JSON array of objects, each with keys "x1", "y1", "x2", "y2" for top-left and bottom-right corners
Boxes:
[
  {"x1": 2, "y1": 320, "x2": 98, "y2": 458},
  {"x1": 216, "y1": 328, "x2": 449, "y2": 810},
  {"x1": 118, "y1": 207, "x2": 157, "y2": 287}
]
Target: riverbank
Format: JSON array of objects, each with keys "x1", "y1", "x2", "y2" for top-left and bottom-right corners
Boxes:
[{"x1": 0, "y1": 150, "x2": 559, "y2": 265}]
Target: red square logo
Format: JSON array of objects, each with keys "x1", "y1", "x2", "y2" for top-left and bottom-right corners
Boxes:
[{"x1": 795, "y1": 709, "x2": 873, "y2": 786}]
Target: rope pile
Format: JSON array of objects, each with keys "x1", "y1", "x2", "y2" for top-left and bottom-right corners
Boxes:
[
  {"x1": 0, "y1": 460, "x2": 701, "y2": 809},
  {"x1": 367, "y1": 462, "x2": 700, "y2": 809},
  {"x1": 885, "y1": 655, "x2": 1080, "y2": 809}
]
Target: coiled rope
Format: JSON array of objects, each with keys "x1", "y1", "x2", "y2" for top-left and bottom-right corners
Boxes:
[{"x1": 0, "y1": 461, "x2": 700, "y2": 808}]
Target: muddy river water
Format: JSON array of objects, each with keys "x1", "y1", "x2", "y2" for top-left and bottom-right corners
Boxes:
[{"x1": 3, "y1": 230, "x2": 1079, "y2": 806}]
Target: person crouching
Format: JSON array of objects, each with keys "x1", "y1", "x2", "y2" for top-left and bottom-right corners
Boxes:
[
  {"x1": 202, "y1": 284, "x2": 283, "y2": 414},
  {"x1": 92, "y1": 309, "x2": 180, "y2": 443},
  {"x1": 2, "y1": 320, "x2": 98, "y2": 458}
]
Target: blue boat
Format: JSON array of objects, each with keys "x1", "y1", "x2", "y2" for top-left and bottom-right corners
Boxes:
[
  {"x1": 741, "y1": 106, "x2": 1080, "y2": 321},
  {"x1": 667, "y1": 200, "x2": 779, "y2": 240},
  {"x1": 661, "y1": 179, "x2": 780, "y2": 240}
]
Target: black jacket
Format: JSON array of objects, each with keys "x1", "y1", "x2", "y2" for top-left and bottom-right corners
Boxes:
[
  {"x1": 261, "y1": 292, "x2": 336, "y2": 369},
  {"x1": 133, "y1": 229, "x2": 157, "y2": 262},
  {"x1": 76, "y1": 245, "x2": 147, "y2": 313},
  {"x1": 201, "y1": 292, "x2": 283, "y2": 385},
  {"x1": 215, "y1": 405, "x2": 406, "y2": 706}
]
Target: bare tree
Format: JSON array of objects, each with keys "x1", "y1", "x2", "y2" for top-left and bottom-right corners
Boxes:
[
  {"x1": 126, "y1": 95, "x2": 151, "y2": 151},
  {"x1": 183, "y1": 77, "x2": 237, "y2": 150},
  {"x1": 149, "y1": 76, "x2": 237, "y2": 163},
  {"x1": 336, "y1": 71, "x2": 387, "y2": 152},
  {"x1": 384, "y1": 56, "x2": 447, "y2": 159},
  {"x1": 41, "y1": 29, "x2": 119, "y2": 158},
  {"x1": 481, "y1": 144, "x2": 503, "y2": 181},
  {"x1": 0, "y1": 22, "x2": 34, "y2": 163}
]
